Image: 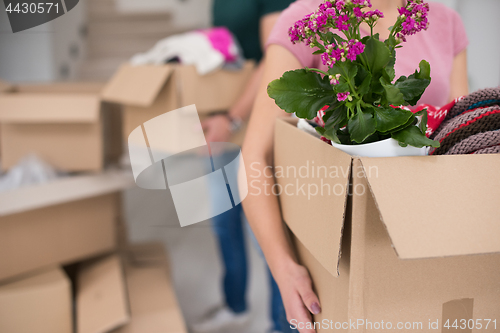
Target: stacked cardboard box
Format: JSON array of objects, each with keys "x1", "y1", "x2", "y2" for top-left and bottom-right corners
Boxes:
[
  {"x1": 0, "y1": 82, "x2": 122, "y2": 172},
  {"x1": 101, "y1": 62, "x2": 255, "y2": 146},
  {"x1": 0, "y1": 245, "x2": 187, "y2": 333},
  {"x1": 0, "y1": 170, "x2": 132, "y2": 282},
  {"x1": 274, "y1": 118, "x2": 500, "y2": 332}
]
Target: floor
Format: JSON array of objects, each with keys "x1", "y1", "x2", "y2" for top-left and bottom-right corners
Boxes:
[{"x1": 123, "y1": 185, "x2": 272, "y2": 333}]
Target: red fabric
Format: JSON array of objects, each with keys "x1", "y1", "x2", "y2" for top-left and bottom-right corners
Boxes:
[{"x1": 412, "y1": 95, "x2": 464, "y2": 137}]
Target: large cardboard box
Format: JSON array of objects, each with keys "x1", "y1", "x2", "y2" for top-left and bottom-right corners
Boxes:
[
  {"x1": 0, "y1": 82, "x2": 122, "y2": 171},
  {"x1": 0, "y1": 170, "x2": 133, "y2": 282},
  {"x1": 274, "y1": 118, "x2": 500, "y2": 332},
  {"x1": 0, "y1": 267, "x2": 72, "y2": 333},
  {"x1": 101, "y1": 62, "x2": 254, "y2": 144}
]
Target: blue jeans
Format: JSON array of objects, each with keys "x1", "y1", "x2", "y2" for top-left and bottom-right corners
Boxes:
[
  {"x1": 211, "y1": 204, "x2": 293, "y2": 332},
  {"x1": 208, "y1": 149, "x2": 292, "y2": 332}
]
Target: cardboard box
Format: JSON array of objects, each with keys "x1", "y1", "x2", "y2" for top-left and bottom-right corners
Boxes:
[
  {"x1": 0, "y1": 82, "x2": 122, "y2": 172},
  {"x1": 274, "y1": 118, "x2": 500, "y2": 332},
  {"x1": 77, "y1": 254, "x2": 130, "y2": 333},
  {"x1": 0, "y1": 267, "x2": 72, "y2": 333},
  {"x1": 101, "y1": 62, "x2": 254, "y2": 144},
  {"x1": 113, "y1": 243, "x2": 188, "y2": 333},
  {"x1": 0, "y1": 170, "x2": 134, "y2": 282},
  {"x1": 0, "y1": 79, "x2": 14, "y2": 93}
]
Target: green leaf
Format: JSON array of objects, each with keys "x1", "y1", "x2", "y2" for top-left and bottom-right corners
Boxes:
[
  {"x1": 416, "y1": 60, "x2": 431, "y2": 80},
  {"x1": 391, "y1": 126, "x2": 440, "y2": 148},
  {"x1": 394, "y1": 76, "x2": 430, "y2": 106},
  {"x1": 332, "y1": 34, "x2": 346, "y2": 45},
  {"x1": 373, "y1": 107, "x2": 413, "y2": 133},
  {"x1": 347, "y1": 111, "x2": 377, "y2": 144},
  {"x1": 323, "y1": 127, "x2": 341, "y2": 143},
  {"x1": 325, "y1": 31, "x2": 336, "y2": 45},
  {"x1": 313, "y1": 49, "x2": 324, "y2": 55},
  {"x1": 357, "y1": 72, "x2": 372, "y2": 96},
  {"x1": 267, "y1": 69, "x2": 334, "y2": 119},
  {"x1": 342, "y1": 61, "x2": 358, "y2": 81},
  {"x1": 381, "y1": 78, "x2": 406, "y2": 106},
  {"x1": 324, "y1": 105, "x2": 348, "y2": 129},
  {"x1": 383, "y1": 49, "x2": 396, "y2": 83},
  {"x1": 414, "y1": 108, "x2": 429, "y2": 134},
  {"x1": 364, "y1": 37, "x2": 391, "y2": 74},
  {"x1": 394, "y1": 60, "x2": 431, "y2": 105}
]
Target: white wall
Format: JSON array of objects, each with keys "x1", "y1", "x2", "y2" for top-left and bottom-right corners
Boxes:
[
  {"x1": 0, "y1": 1, "x2": 87, "y2": 82},
  {"x1": 115, "y1": 0, "x2": 212, "y2": 30},
  {"x1": 432, "y1": 0, "x2": 500, "y2": 91}
]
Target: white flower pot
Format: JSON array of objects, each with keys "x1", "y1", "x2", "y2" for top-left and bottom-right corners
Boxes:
[{"x1": 330, "y1": 138, "x2": 428, "y2": 157}]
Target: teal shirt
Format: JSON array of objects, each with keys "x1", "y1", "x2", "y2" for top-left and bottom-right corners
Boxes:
[{"x1": 212, "y1": 0, "x2": 294, "y2": 62}]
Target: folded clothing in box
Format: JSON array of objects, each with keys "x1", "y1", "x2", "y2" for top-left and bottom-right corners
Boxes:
[{"x1": 430, "y1": 87, "x2": 500, "y2": 155}]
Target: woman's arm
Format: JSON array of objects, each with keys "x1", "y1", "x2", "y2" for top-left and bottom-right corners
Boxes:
[
  {"x1": 202, "y1": 12, "x2": 281, "y2": 143},
  {"x1": 448, "y1": 49, "x2": 469, "y2": 102},
  {"x1": 241, "y1": 44, "x2": 321, "y2": 333}
]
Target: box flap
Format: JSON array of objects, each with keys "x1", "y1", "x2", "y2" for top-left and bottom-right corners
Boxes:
[
  {"x1": 101, "y1": 64, "x2": 174, "y2": 107},
  {"x1": 77, "y1": 254, "x2": 130, "y2": 333},
  {"x1": 359, "y1": 154, "x2": 500, "y2": 259},
  {"x1": 0, "y1": 94, "x2": 100, "y2": 123},
  {"x1": 114, "y1": 256, "x2": 187, "y2": 333},
  {"x1": 275, "y1": 118, "x2": 352, "y2": 277},
  {"x1": 16, "y1": 82, "x2": 104, "y2": 94},
  {"x1": 177, "y1": 61, "x2": 255, "y2": 113},
  {"x1": 0, "y1": 170, "x2": 134, "y2": 216},
  {"x1": 0, "y1": 266, "x2": 69, "y2": 292},
  {"x1": 0, "y1": 79, "x2": 14, "y2": 93}
]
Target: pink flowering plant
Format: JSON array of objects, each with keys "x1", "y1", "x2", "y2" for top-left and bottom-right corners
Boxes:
[{"x1": 268, "y1": 0, "x2": 440, "y2": 147}]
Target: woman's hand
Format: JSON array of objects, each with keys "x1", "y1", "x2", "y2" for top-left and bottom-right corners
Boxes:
[
  {"x1": 275, "y1": 261, "x2": 321, "y2": 333},
  {"x1": 201, "y1": 114, "x2": 232, "y2": 144}
]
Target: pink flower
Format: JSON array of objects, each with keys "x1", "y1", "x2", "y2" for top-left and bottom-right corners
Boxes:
[
  {"x1": 346, "y1": 40, "x2": 365, "y2": 61},
  {"x1": 337, "y1": 92, "x2": 351, "y2": 101},
  {"x1": 336, "y1": 14, "x2": 350, "y2": 31}
]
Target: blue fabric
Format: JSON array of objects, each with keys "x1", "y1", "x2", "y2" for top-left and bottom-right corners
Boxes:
[
  {"x1": 208, "y1": 149, "x2": 292, "y2": 331},
  {"x1": 211, "y1": 203, "x2": 248, "y2": 313},
  {"x1": 211, "y1": 207, "x2": 293, "y2": 331}
]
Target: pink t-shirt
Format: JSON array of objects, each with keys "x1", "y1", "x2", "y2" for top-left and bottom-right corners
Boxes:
[{"x1": 267, "y1": 0, "x2": 468, "y2": 107}]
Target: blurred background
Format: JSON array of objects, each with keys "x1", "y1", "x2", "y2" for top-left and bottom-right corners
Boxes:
[{"x1": 0, "y1": 1, "x2": 499, "y2": 333}]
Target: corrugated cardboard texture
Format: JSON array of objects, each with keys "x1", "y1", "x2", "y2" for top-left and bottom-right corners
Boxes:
[
  {"x1": 292, "y1": 216, "x2": 351, "y2": 332},
  {"x1": 276, "y1": 121, "x2": 500, "y2": 330},
  {"x1": 0, "y1": 194, "x2": 118, "y2": 282},
  {"x1": 114, "y1": 247, "x2": 187, "y2": 333},
  {"x1": 0, "y1": 267, "x2": 72, "y2": 333},
  {"x1": 77, "y1": 255, "x2": 129, "y2": 333},
  {"x1": 359, "y1": 154, "x2": 500, "y2": 259},
  {"x1": 0, "y1": 94, "x2": 100, "y2": 123},
  {"x1": 348, "y1": 158, "x2": 500, "y2": 330},
  {"x1": 101, "y1": 64, "x2": 174, "y2": 107},
  {"x1": 275, "y1": 118, "x2": 351, "y2": 277}
]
